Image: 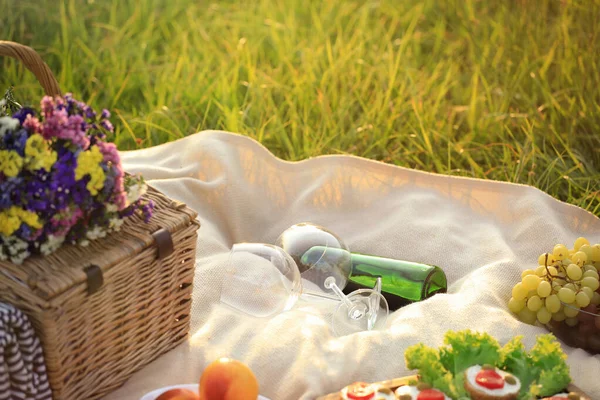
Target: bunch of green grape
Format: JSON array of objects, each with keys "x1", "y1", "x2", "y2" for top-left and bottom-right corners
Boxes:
[{"x1": 509, "y1": 237, "x2": 600, "y2": 328}]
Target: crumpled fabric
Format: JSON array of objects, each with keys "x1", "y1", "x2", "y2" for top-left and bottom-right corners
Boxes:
[{"x1": 109, "y1": 130, "x2": 600, "y2": 400}]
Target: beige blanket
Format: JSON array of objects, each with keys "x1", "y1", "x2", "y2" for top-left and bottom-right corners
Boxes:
[{"x1": 110, "y1": 131, "x2": 600, "y2": 400}]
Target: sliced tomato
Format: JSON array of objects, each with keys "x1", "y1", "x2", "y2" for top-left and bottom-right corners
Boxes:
[
  {"x1": 475, "y1": 369, "x2": 504, "y2": 389},
  {"x1": 416, "y1": 389, "x2": 445, "y2": 400},
  {"x1": 345, "y1": 382, "x2": 375, "y2": 400}
]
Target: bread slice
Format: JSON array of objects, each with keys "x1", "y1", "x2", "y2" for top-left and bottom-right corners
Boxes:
[{"x1": 463, "y1": 365, "x2": 520, "y2": 400}]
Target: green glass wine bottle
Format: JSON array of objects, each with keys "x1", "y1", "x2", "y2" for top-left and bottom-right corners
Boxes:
[{"x1": 300, "y1": 246, "x2": 447, "y2": 310}]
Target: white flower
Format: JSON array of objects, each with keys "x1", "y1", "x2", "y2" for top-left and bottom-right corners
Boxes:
[
  {"x1": 0, "y1": 116, "x2": 20, "y2": 138},
  {"x1": 86, "y1": 226, "x2": 108, "y2": 240},
  {"x1": 1, "y1": 235, "x2": 30, "y2": 264},
  {"x1": 106, "y1": 204, "x2": 119, "y2": 213},
  {"x1": 0, "y1": 98, "x2": 6, "y2": 108},
  {"x1": 10, "y1": 250, "x2": 30, "y2": 265},
  {"x1": 79, "y1": 239, "x2": 90, "y2": 247},
  {"x1": 126, "y1": 182, "x2": 148, "y2": 205},
  {"x1": 3, "y1": 235, "x2": 28, "y2": 254},
  {"x1": 40, "y1": 235, "x2": 65, "y2": 256},
  {"x1": 109, "y1": 217, "x2": 124, "y2": 231},
  {"x1": 7, "y1": 239, "x2": 28, "y2": 255}
]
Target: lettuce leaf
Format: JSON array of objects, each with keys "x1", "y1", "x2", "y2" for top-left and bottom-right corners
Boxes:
[
  {"x1": 439, "y1": 330, "x2": 501, "y2": 375},
  {"x1": 527, "y1": 334, "x2": 571, "y2": 397},
  {"x1": 404, "y1": 331, "x2": 571, "y2": 399},
  {"x1": 404, "y1": 343, "x2": 457, "y2": 397},
  {"x1": 499, "y1": 336, "x2": 537, "y2": 400},
  {"x1": 499, "y1": 333, "x2": 571, "y2": 399}
]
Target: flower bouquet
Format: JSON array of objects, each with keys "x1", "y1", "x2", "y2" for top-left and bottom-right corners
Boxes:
[{"x1": 0, "y1": 88, "x2": 153, "y2": 264}]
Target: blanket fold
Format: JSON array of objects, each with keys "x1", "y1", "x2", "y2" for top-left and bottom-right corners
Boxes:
[{"x1": 0, "y1": 303, "x2": 52, "y2": 400}]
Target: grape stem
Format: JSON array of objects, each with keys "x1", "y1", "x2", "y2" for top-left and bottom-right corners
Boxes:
[{"x1": 543, "y1": 253, "x2": 580, "y2": 289}]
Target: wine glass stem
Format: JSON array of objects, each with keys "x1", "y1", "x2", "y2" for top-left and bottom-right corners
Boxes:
[
  {"x1": 302, "y1": 290, "x2": 340, "y2": 302},
  {"x1": 328, "y1": 282, "x2": 354, "y2": 308}
]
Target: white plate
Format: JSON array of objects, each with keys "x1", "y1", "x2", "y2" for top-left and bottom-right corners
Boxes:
[{"x1": 140, "y1": 383, "x2": 271, "y2": 400}]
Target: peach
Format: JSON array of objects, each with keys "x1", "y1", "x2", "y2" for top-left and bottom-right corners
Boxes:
[
  {"x1": 199, "y1": 357, "x2": 259, "y2": 400},
  {"x1": 156, "y1": 388, "x2": 200, "y2": 400}
]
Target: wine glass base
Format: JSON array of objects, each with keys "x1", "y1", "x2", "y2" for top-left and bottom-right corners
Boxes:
[{"x1": 331, "y1": 289, "x2": 389, "y2": 336}]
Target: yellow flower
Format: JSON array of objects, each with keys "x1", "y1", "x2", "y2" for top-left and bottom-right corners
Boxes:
[
  {"x1": 25, "y1": 134, "x2": 57, "y2": 172},
  {"x1": 75, "y1": 146, "x2": 105, "y2": 195},
  {"x1": 0, "y1": 150, "x2": 23, "y2": 177},
  {"x1": 17, "y1": 208, "x2": 42, "y2": 230},
  {"x1": 25, "y1": 133, "x2": 46, "y2": 158},
  {"x1": 0, "y1": 210, "x2": 20, "y2": 236},
  {"x1": 0, "y1": 207, "x2": 41, "y2": 237}
]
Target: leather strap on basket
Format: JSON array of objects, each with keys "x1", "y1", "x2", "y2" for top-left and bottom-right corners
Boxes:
[
  {"x1": 83, "y1": 265, "x2": 103, "y2": 296},
  {"x1": 81, "y1": 230, "x2": 173, "y2": 296},
  {"x1": 152, "y1": 228, "x2": 174, "y2": 260}
]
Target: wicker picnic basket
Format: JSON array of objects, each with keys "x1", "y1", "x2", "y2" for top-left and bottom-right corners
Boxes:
[{"x1": 0, "y1": 41, "x2": 200, "y2": 399}]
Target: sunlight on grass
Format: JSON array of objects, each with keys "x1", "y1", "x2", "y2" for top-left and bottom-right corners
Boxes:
[{"x1": 1, "y1": 0, "x2": 599, "y2": 215}]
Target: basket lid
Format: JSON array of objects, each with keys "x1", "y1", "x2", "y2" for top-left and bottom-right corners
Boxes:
[{"x1": 0, "y1": 185, "x2": 199, "y2": 301}]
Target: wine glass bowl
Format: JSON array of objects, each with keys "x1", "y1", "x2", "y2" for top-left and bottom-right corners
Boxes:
[
  {"x1": 220, "y1": 243, "x2": 302, "y2": 318},
  {"x1": 276, "y1": 223, "x2": 352, "y2": 293}
]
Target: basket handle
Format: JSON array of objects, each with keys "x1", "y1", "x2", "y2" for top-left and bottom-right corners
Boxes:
[{"x1": 0, "y1": 41, "x2": 61, "y2": 96}]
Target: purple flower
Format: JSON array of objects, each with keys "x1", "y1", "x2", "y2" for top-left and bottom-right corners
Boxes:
[
  {"x1": 97, "y1": 141, "x2": 120, "y2": 164},
  {"x1": 100, "y1": 119, "x2": 114, "y2": 132},
  {"x1": 111, "y1": 167, "x2": 127, "y2": 210},
  {"x1": 65, "y1": 96, "x2": 76, "y2": 114},
  {"x1": 41, "y1": 107, "x2": 68, "y2": 139},
  {"x1": 23, "y1": 170, "x2": 52, "y2": 213},
  {"x1": 71, "y1": 178, "x2": 93, "y2": 208},
  {"x1": 64, "y1": 115, "x2": 90, "y2": 148},
  {"x1": 55, "y1": 97, "x2": 66, "y2": 110},
  {"x1": 141, "y1": 200, "x2": 154, "y2": 223},
  {"x1": 101, "y1": 109, "x2": 110, "y2": 119},
  {"x1": 84, "y1": 106, "x2": 96, "y2": 119},
  {"x1": 118, "y1": 198, "x2": 154, "y2": 222},
  {"x1": 41, "y1": 96, "x2": 55, "y2": 117},
  {"x1": 43, "y1": 112, "x2": 90, "y2": 149},
  {"x1": 16, "y1": 223, "x2": 33, "y2": 240},
  {"x1": 0, "y1": 177, "x2": 22, "y2": 210},
  {"x1": 50, "y1": 207, "x2": 83, "y2": 237},
  {"x1": 51, "y1": 148, "x2": 94, "y2": 209},
  {"x1": 50, "y1": 150, "x2": 78, "y2": 210},
  {"x1": 2, "y1": 129, "x2": 29, "y2": 156},
  {"x1": 101, "y1": 164, "x2": 116, "y2": 198},
  {"x1": 23, "y1": 115, "x2": 42, "y2": 134},
  {"x1": 12, "y1": 107, "x2": 36, "y2": 124},
  {"x1": 119, "y1": 205, "x2": 136, "y2": 218}
]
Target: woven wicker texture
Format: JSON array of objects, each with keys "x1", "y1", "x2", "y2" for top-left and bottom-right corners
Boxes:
[
  {"x1": 0, "y1": 41, "x2": 61, "y2": 96},
  {"x1": 0, "y1": 41, "x2": 200, "y2": 399}
]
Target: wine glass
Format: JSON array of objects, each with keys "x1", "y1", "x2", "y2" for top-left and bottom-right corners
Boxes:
[
  {"x1": 328, "y1": 276, "x2": 388, "y2": 336},
  {"x1": 219, "y1": 239, "x2": 388, "y2": 336},
  {"x1": 276, "y1": 223, "x2": 389, "y2": 335},
  {"x1": 276, "y1": 222, "x2": 352, "y2": 293},
  {"x1": 220, "y1": 243, "x2": 302, "y2": 318}
]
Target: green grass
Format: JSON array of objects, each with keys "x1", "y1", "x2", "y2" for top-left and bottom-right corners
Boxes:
[{"x1": 1, "y1": 0, "x2": 599, "y2": 215}]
